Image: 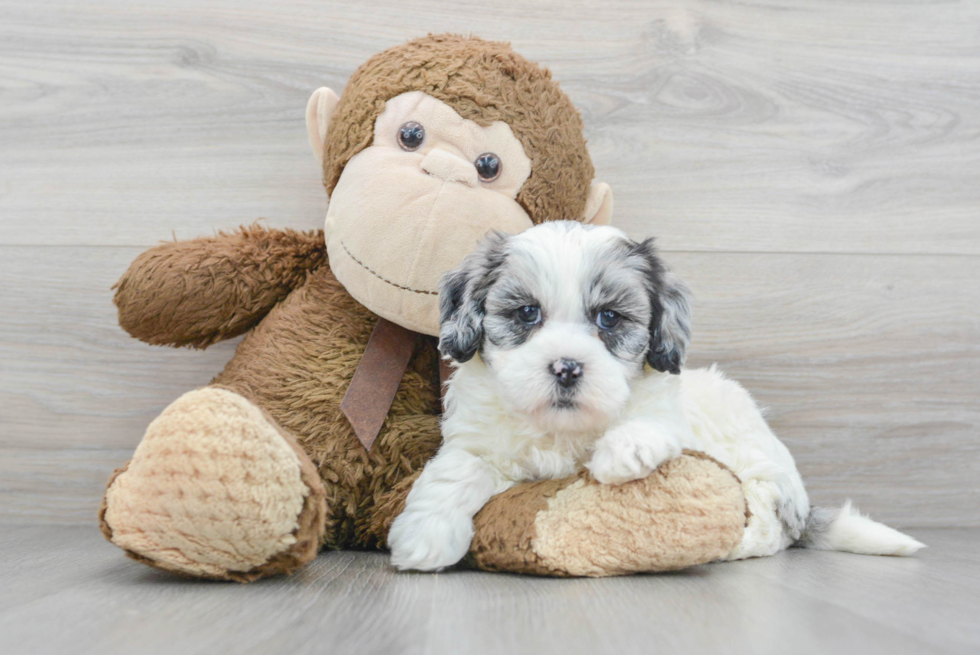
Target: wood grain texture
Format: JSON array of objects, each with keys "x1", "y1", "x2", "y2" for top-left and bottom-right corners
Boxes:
[
  {"x1": 0, "y1": 525, "x2": 977, "y2": 655},
  {"x1": 1, "y1": 247, "x2": 977, "y2": 526},
  {"x1": 1, "y1": 0, "x2": 979, "y2": 252},
  {"x1": 0, "y1": 0, "x2": 978, "y2": 529}
]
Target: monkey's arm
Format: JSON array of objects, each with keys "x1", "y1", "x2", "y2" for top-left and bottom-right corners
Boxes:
[{"x1": 114, "y1": 225, "x2": 326, "y2": 348}]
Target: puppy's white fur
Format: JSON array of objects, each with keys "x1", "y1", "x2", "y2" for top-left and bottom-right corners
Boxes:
[{"x1": 388, "y1": 223, "x2": 924, "y2": 572}]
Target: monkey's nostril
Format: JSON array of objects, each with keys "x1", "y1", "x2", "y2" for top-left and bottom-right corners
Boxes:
[
  {"x1": 551, "y1": 359, "x2": 584, "y2": 388},
  {"x1": 420, "y1": 149, "x2": 478, "y2": 187}
]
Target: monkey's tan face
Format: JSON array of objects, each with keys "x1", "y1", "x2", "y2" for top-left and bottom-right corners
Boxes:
[{"x1": 325, "y1": 92, "x2": 534, "y2": 335}]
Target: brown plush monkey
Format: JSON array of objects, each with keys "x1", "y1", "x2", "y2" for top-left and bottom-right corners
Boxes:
[{"x1": 99, "y1": 35, "x2": 746, "y2": 581}]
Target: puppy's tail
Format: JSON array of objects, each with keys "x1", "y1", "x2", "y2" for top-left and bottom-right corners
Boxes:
[{"x1": 796, "y1": 501, "x2": 925, "y2": 556}]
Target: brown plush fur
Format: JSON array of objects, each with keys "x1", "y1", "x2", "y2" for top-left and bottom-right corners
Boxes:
[
  {"x1": 98, "y1": 390, "x2": 328, "y2": 582},
  {"x1": 322, "y1": 34, "x2": 595, "y2": 224},
  {"x1": 212, "y1": 264, "x2": 443, "y2": 550},
  {"x1": 465, "y1": 474, "x2": 572, "y2": 576},
  {"x1": 114, "y1": 225, "x2": 326, "y2": 349},
  {"x1": 109, "y1": 236, "x2": 749, "y2": 578},
  {"x1": 102, "y1": 35, "x2": 747, "y2": 580},
  {"x1": 466, "y1": 452, "x2": 747, "y2": 577},
  {"x1": 230, "y1": 404, "x2": 328, "y2": 581}
]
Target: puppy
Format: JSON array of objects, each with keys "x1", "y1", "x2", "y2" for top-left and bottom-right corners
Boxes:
[{"x1": 388, "y1": 221, "x2": 923, "y2": 572}]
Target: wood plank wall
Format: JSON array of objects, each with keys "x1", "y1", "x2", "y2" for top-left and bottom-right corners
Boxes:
[{"x1": 1, "y1": 0, "x2": 978, "y2": 527}]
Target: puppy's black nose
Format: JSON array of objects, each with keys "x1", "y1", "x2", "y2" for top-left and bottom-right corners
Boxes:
[{"x1": 551, "y1": 359, "x2": 584, "y2": 388}]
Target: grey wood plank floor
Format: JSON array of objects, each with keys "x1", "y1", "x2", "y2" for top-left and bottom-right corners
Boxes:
[{"x1": 0, "y1": 525, "x2": 976, "y2": 655}]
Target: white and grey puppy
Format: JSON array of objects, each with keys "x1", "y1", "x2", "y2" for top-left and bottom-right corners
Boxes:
[{"x1": 388, "y1": 221, "x2": 923, "y2": 572}]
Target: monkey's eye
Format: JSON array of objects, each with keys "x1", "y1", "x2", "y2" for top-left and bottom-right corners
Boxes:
[
  {"x1": 516, "y1": 305, "x2": 542, "y2": 326},
  {"x1": 398, "y1": 122, "x2": 425, "y2": 151},
  {"x1": 475, "y1": 152, "x2": 502, "y2": 182},
  {"x1": 596, "y1": 310, "x2": 622, "y2": 330}
]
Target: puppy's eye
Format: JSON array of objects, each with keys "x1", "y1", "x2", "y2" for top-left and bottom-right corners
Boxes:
[
  {"x1": 475, "y1": 152, "x2": 502, "y2": 182},
  {"x1": 596, "y1": 310, "x2": 622, "y2": 330},
  {"x1": 398, "y1": 122, "x2": 425, "y2": 151},
  {"x1": 516, "y1": 305, "x2": 541, "y2": 325}
]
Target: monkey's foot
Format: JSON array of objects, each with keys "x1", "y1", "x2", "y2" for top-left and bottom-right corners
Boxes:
[
  {"x1": 467, "y1": 451, "x2": 746, "y2": 576},
  {"x1": 99, "y1": 387, "x2": 326, "y2": 582}
]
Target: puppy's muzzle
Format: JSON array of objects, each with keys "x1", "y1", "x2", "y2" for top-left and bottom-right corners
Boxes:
[{"x1": 551, "y1": 359, "x2": 584, "y2": 389}]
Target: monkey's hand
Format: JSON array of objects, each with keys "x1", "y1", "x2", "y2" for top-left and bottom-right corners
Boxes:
[{"x1": 114, "y1": 225, "x2": 326, "y2": 348}]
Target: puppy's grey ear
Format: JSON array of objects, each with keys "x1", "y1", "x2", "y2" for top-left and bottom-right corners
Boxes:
[
  {"x1": 438, "y1": 231, "x2": 510, "y2": 363},
  {"x1": 632, "y1": 238, "x2": 692, "y2": 374},
  {"x1": 648, "y1": 271, "x2": 692, "y2": 374}
]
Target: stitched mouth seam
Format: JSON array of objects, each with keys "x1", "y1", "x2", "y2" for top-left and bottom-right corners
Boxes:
[{"x1": 340, "y1": 240, "x2": 438, "y2": 296}]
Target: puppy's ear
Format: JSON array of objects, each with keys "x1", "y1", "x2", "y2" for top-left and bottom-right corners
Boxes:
[
  {"x1": 632, "y1": 239, "x2": 693, "y2": 374},
  {"x1": 438, "y1": 231, "x2": 510, "y2": 363},
  {"x1": 648, "y1": 270, "x2": 692, "y2": 374}
]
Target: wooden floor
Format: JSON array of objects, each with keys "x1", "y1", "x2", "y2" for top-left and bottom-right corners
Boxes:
[{"x1": 0, "y1": 525, "x2": 976, "y2": 655}]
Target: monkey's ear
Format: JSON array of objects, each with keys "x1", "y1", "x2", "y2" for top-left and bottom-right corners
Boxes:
[
  {"x1": 437, "y1": 231, "x2": 510, "y2": 363},
  {"x1": 306, "y1": 87, "x2": 341, "y2": 163},
  {"x1": 583, "y1": 182, "x2": 614, "y2": 226}
]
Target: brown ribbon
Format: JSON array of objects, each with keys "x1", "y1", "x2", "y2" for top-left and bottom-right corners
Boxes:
[{"x1": 341, "y1": 318, "x2": 420, "y2": 451}]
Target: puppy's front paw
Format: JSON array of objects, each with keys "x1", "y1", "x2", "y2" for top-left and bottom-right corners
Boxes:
[
  {"x1": 586, "y1": 423, "x2": 682, "y2": 485},
  {"x1": 388, "y1": 510, "x2": 474, "y2": 572}
]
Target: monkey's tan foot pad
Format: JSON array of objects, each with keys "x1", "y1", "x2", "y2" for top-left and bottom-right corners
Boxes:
[
  {"x1": 466, "y1": 451, "x2": 746, "y2": 577},
  {"x1": 99, "y1": 387, "x2": 326, "y2": 582}
]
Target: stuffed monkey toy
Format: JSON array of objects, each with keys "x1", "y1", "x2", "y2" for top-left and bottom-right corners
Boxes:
[{"x1": 99, "y1": 35, "x2": 746, "y2": 581}]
